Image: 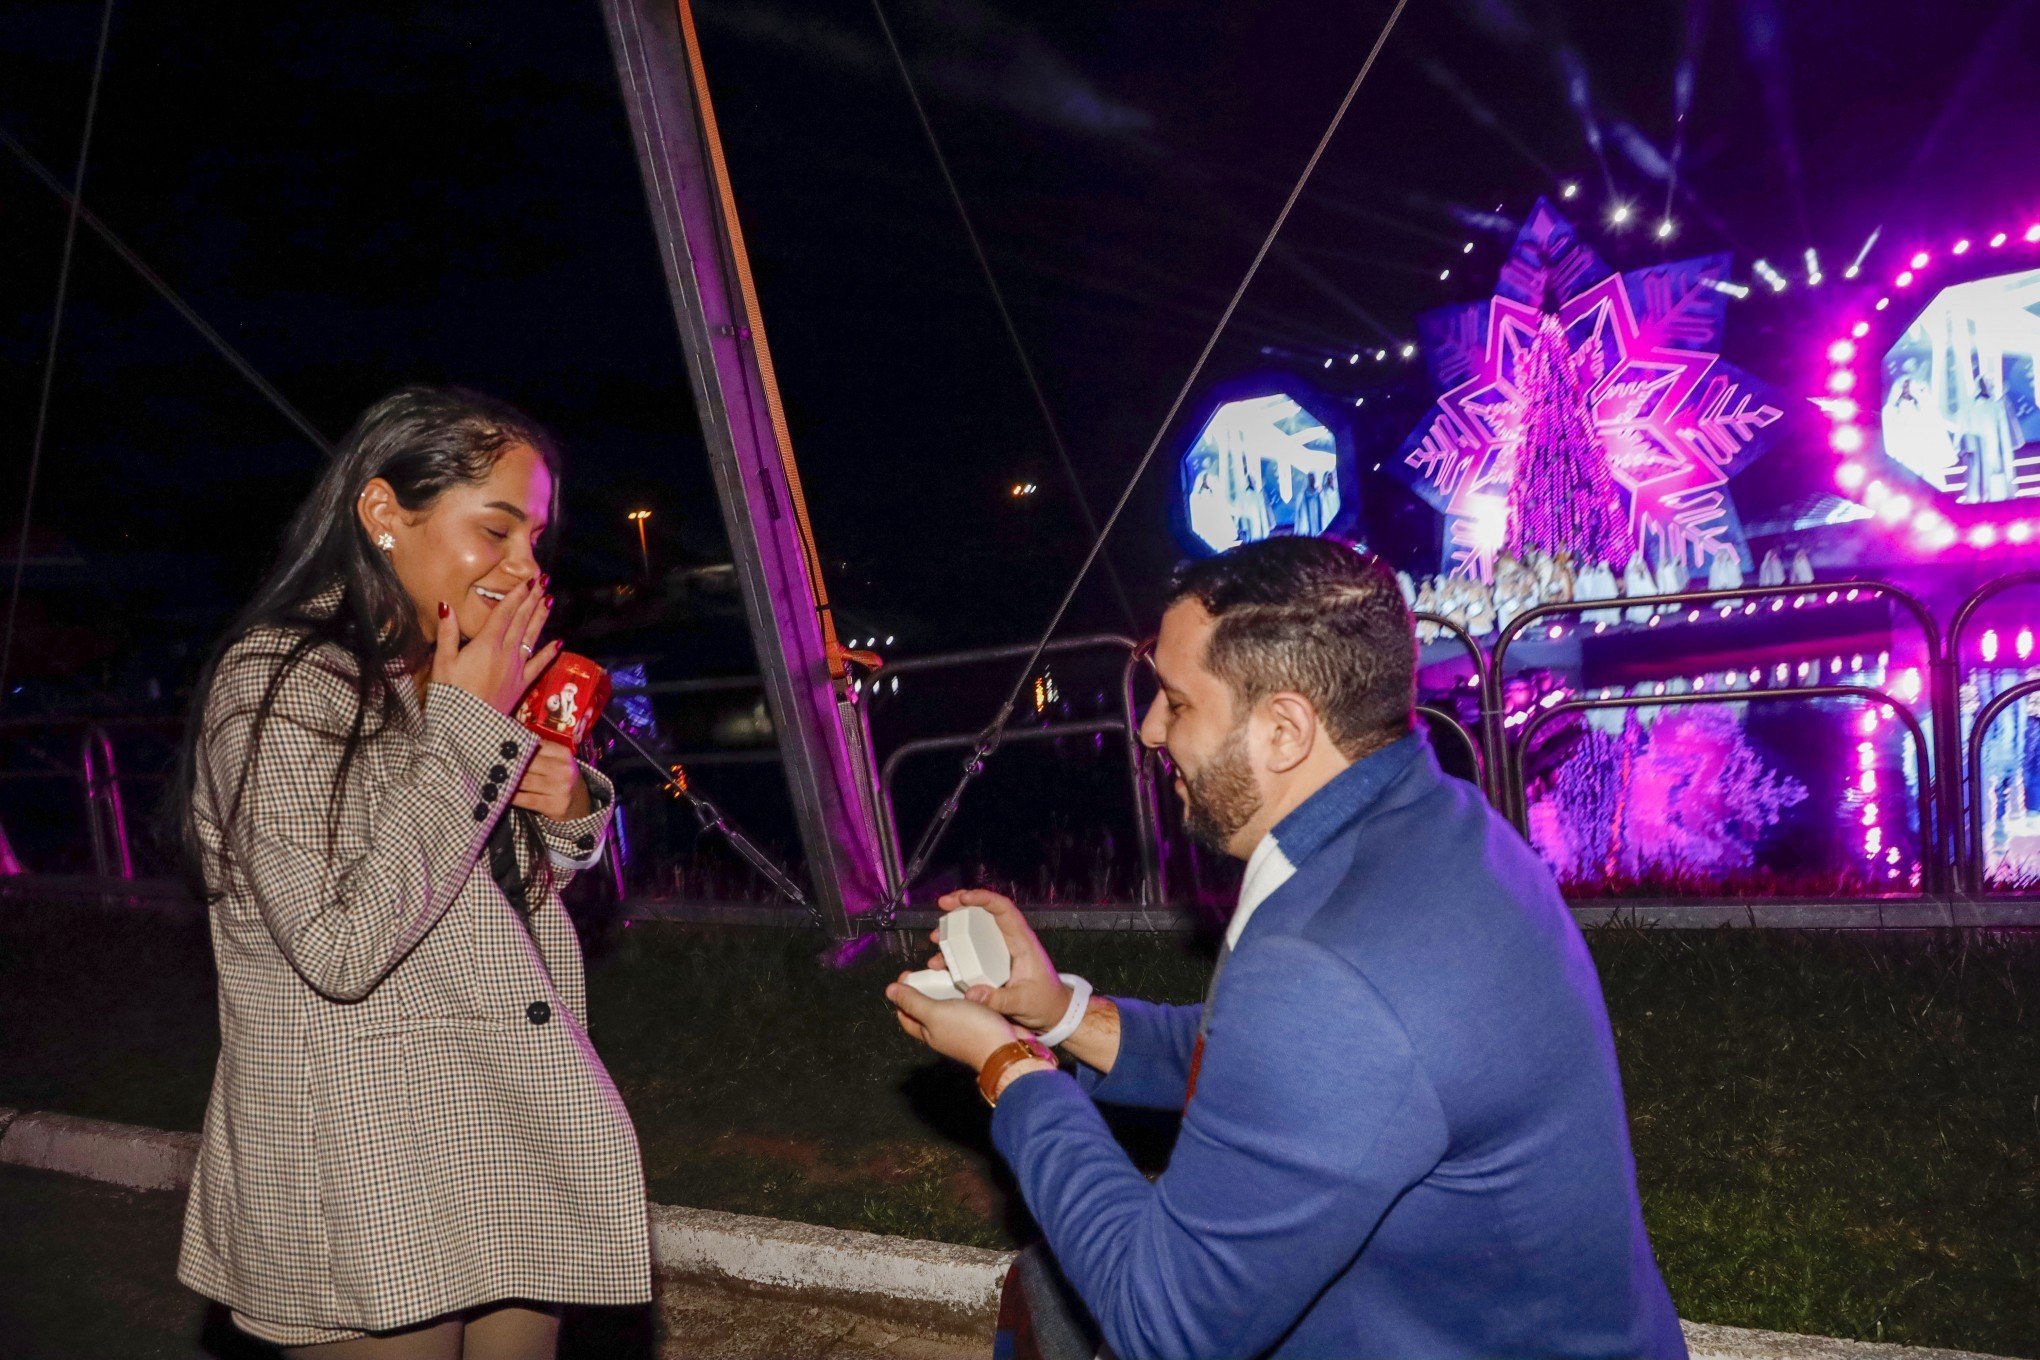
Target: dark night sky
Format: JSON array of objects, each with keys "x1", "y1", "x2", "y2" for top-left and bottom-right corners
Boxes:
[{"x1": 3, "y1": 0, "x2": 2037, "y2": 692}]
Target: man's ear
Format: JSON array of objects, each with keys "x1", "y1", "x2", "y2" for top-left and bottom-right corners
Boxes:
[{"x1": 1261, "y1": 692, "x2": 1319, "y2": 774}]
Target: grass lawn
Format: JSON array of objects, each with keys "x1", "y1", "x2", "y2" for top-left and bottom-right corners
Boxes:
[{"x1": 1, "y1": 904, "x2": 2035, "y2": 1356}]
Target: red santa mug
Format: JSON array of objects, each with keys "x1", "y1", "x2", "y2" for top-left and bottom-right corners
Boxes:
[{"x1": 516, "y1": 652, "x2": 611, "y2": 749}]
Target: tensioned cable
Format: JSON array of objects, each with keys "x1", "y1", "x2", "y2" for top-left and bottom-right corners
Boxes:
[
  {"x1": 1, "y1": 0, "x2": 120, "y2": 705},
  {"x1": 876, "y1": 0, "x2": 1411, "y2": 926},
  {"x1": 867, "y1": 0, "x2": 1139, "y2": 632},
  {"x1": 0, "y1": 124, "x2": 337, "y2": 459}
]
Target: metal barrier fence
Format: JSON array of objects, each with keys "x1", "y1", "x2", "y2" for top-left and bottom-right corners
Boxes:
[{"x1": 2, "y1": 578, "x2": 2037, "y2": 905}]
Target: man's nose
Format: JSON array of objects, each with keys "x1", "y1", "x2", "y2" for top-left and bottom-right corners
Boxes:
[{"x1": 1138, "y1": 693, "x2": 1168, "y2": 750}]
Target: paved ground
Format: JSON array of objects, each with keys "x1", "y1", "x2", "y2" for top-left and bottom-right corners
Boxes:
[{"x1": 0, "y1": 1167, "x2": 987, "y2": 1359}]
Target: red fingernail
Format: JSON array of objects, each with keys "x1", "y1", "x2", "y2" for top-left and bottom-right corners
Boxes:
[
  {"x1": 437, "y1": 601, "x2": 449, "y2": 619},
  {"x1": 544, "y1": 594, "x2": 554, "y2": 610}
]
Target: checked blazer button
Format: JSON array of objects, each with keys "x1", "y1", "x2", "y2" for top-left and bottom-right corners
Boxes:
[
  {"x1": 526, "y1": 1001, "x2": 551, "y2": 1026},
  {"x1": 473, "y1": 803, "x2": 490, "y2": 822},
  {"x1": 488, "y1": 764, "x2": 508, "y2": 783},
  {"x1": 575, "y1": 834, "x2": 596, "y2": 851},
  {"x1": 500, "y1": 740, "x2": 519, "y2": 759},
  {"x1": 481, "y1": 784, "x2": 499, "y2": 802}
]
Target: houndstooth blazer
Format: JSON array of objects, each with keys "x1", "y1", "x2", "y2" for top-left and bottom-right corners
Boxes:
[{"x1": 176, "y1": 616, "x2": 650, "y2": 1334}]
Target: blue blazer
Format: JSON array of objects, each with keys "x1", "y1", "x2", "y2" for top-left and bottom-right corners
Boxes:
[{"x1": 993, "y1": 732, "x2": 1686, "y2": 1360}]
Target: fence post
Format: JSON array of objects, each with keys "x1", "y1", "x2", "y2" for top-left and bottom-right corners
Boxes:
[{"x1": 80, "y1": 725, "x2": 133, "y2": 882}]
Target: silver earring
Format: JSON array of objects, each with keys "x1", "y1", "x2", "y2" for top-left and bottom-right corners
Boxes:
[{"x1": 376, "y1": 533, "x2": 395, "y2": 553}]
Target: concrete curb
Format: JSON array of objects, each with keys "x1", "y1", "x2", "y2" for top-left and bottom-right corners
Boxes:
[
  {"x1": 0, "y1": 1109, "x2": 199, "y2": 1192},
  {"x1": 0, "y1": 1108, "x2": 2017, "y2": 1360},
  {"x1": 1682, "y1": 1319, "x2": 2006, "y2": 1360},
  {"x1": 649, "y1": 1201, "x2": 1009, "y2": 1332}
]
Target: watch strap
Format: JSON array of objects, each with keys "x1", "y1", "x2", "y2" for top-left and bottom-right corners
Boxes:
[{"x1": 978, "y1": 1036, "x2": 1057, "y2": 1107}]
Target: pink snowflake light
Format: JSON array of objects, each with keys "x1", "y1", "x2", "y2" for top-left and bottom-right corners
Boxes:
[{"x1": 1398, "y1": 200, "x2": 1782, "y2": 581}]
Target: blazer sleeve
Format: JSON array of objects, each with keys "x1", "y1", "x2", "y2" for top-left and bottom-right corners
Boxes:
[
  {"x1": 532, "y1": 761, "x2": 616, "y2": 878},
  {"x1": 200, "y1": 635, "x2": 544, "y2": 1003},
  {"x1": 1068, "y1": 998, "x2": 1204, "y2": 1111},
  {"x1": 991, "y1": 936, "x2": 1451, "y2": 1360}
]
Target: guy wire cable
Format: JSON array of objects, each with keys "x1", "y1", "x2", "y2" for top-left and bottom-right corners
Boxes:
[
  {"x1": 874, "y1": 0, "x2": 1411, "y2": 928},
  {"x1": 0, "y1": 124, "x2": 337, "y2": 460},
  {"x1": 868, "y1": 0, "x2": 1140, "y2": 633},
  {"x1": 596, "y1": 714, "x2": 814, "y2": 917},
  {"x1": 1, "y1": 0, "x2": 119, "y2": 704}
]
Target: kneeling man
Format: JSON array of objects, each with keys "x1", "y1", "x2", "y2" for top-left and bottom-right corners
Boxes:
[{"x1": 886, "y1": 538, "x2": 1685, "y2": 1360}]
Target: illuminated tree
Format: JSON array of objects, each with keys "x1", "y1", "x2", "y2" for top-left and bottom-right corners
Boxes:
[{"x1": 1504, "y1": 310, "x2": 1628, "y2": 565}]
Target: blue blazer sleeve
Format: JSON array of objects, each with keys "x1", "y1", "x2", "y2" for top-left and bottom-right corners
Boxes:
[
  {"x1": 1070, "y1": 997, "x2": 1204, "y2": 1110},
  {"x1": 993, "y1": 937, "x2": 1450, "y2": 1360}
]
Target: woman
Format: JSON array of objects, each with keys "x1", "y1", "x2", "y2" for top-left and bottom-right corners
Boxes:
[{"x1": 171, "y1": 387, "x2": 649, "y2": 1357}]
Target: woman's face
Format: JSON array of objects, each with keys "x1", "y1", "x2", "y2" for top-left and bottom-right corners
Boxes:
[{"x1": 362, "y1": 442, "x2": 554, "y2": 645}]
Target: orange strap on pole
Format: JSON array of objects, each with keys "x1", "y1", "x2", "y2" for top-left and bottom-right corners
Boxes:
[{"x1": 672, "y1": 0, "x2": 859, "y2": 681}]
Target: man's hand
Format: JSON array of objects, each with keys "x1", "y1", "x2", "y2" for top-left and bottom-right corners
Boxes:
[
  {"x1": 511, "y1": 740, "x2": 592, "y2": 821},
  {"x1": 929, "y1": 889, "x2": 1071, "y2": 1032},
  {"x1": 884, "y1": 976, "x2": 1028, "y2": 1072}
]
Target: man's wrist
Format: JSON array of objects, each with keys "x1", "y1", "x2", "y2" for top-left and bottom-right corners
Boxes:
[
  {"x1": 977, "y1": 1036, "x2": 1057, "y2": 1106},
  {"x1": 992, "y1": 1058, "x2": 1056, "y2": 1103},
  {"x1": 1035, "y1": 974, "x2": 1092, "y2": 1048}
]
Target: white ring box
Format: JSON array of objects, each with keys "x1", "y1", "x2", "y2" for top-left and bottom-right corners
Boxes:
[{"x1": 902, "y1": 906, "x2": 1011, "y2": 1002}]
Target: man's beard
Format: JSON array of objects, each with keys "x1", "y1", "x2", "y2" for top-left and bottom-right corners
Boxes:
[{"x1": 1179, "y1": 722, "x2": 1261, "y2": 853}]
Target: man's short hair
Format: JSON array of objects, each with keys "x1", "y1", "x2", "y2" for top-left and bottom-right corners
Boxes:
[{"x1": 1167, "y1": 537, "x2": 1415, "y2": 759}]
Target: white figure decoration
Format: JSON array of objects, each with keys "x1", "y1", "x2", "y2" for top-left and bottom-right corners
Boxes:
[
  {"x1": 1623, "y1": 554, "x2": 1658, "y2": 624},
  {"x1": 1654, "y1": 550, "x2": 1689, "y2": 612}
]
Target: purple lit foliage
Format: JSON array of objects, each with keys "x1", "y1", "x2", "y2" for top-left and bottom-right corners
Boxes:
[
  {"x1": 1504, "y1": 310, "x2": 1628, "y2": 563},
  {"x1": 1529, "y1": 707, "x2": 1807, "y2": 884}
]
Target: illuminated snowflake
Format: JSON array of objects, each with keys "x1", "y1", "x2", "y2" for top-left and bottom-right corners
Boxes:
[{"x1": 1397, "y1": 200, "x2": 1784, "y2": 582}]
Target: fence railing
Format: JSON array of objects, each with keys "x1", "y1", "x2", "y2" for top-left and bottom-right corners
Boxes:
[{"x1": 2, "y1": 578, "x2": 2037, "y2": 906}]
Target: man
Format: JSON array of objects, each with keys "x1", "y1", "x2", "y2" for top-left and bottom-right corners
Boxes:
[{"x1": 885, "y1": 537, "x2": 1685, "y2": 1360}]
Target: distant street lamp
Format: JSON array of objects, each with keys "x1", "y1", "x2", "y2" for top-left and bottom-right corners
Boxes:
[{"x1": 626, "y1": 509, "x2": 652, "y2": 575}]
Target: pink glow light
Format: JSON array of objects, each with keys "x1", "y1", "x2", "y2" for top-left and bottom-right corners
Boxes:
[
  {"x1": 1953, "y1": 239, "x2": 1971, "y2": 255},
  {"x1": 1910, "y1": 251, "x2": 1929, "y2": 269},
  {"x1": 1827, "y1": 370, "x2": 1856, "y2": 393},
  {"x1": 1828, "y1": 340, "x2": 1856, "y2": 363},
  {"x1": 1831, "y1": 426, "x2": 1864, "y2": 453},
  {"x1": 1991, "y1": 232, "x2": 2008, "y2": 248},
  {"x1": 1896, "y1": 270, "x2": 1915, "y2": 287},
  {"x1": 1877, "y1": 494, "x2": 1911, "y2": 523},
  {"x1": 1981, "y1": 630, "x2": 1999, "y2": 663},
  {"x1": 2010, "y1": 522, "x2": 2035, "y2": 545},
  {"x1": 1969, "y1": 524, "x2": 1998, "y2": 548},
  {"x1": 1829, "y1": 398, "x2": 1860, "y2": 420},
  {"x1": 2020, "y1": 630, "x2": 2035, "y2": 662},
  {"x1": 1875, "y1": 297, "x2": 1891, "y2": 311},
  {"x1": 2027, "y1": 224, "x2": 2040, "y2": 243},
  {"x1": 1864, "y1": 479, "x2": 1888, "y2": 504},
  {"x1": 1836, "y1": 463, "x2": 1867, "y2": 490},
  {"x1": 1850, "y1": 321, "x2": 1870, "y2": 338}
]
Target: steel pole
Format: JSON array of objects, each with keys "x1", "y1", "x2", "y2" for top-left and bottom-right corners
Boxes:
[{"x1": 600, "y1": 0, "x2": 889, "y2": 936}]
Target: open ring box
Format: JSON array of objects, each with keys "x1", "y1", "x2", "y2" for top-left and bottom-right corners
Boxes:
[{"x1": 902, "y1": 906, "x2": 1011, "y2": 1002}]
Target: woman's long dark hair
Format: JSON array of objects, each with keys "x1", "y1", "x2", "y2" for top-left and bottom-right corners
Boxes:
[{"x1": 169, "y1": 385, "x2": 563, "y2": 907}]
